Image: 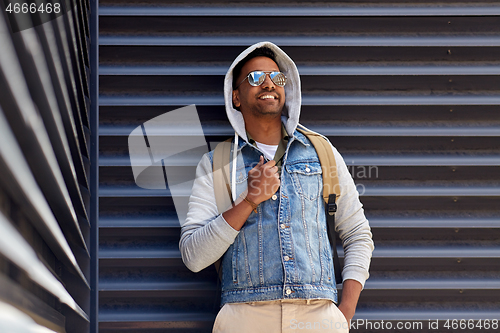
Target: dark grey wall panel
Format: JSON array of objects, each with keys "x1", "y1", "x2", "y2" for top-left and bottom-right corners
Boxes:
[
  {"x1": 0, "y1": 0, "x2": 95, "y2": 331},
  {"x1": 99, "y1": 1, "x2": 500, "y2": 332}
]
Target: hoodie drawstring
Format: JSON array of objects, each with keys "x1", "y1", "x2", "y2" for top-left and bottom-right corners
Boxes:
[{"x1": 231, "y1": 132, "x2": 238, "y2": 202}]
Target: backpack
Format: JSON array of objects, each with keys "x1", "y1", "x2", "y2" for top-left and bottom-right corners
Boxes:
[{"x1": 212, "y1": 127, "x2": 342, "y2": 285}]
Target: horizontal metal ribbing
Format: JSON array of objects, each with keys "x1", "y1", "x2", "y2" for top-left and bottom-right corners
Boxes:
[
  {"x1": 36, "y1": 17, "x2": 91, "y2": 195},
  {"x1": 98, "y1": 246, "x2": 500, "y2": 265},
  {"x1": 99, "y1": 64, "x2": 500, "y2": 76},
  {"x1": 0, "y1": 33, "x2": 89, "y2": 258},
  {"x1": 98, "y1": 312, "x2": 215, "y2": 326},
  {"x1": 50, "y1": 12, "x2": 91, "y2": 191},
  {"x1": 99, "y1": 154, "x2": 500, "y2": 167},
  {"x1": 365, "y1": 278, "x2": 500, "y2": 290},
  {"x1": 342, "y1": 155, "x2": 500, "y2": 166},
  {"x1": 97, "y1": 185, "x2": 500, "y2": 198},
  {"x1": 98, "y1": 278, "x2": 500, "y2": 302},
  {"x1": 100, "y1": 124, "x2": 500, "y2": 136},
  {"x1": 0, "y1": 212, "x2": 89, "y2": 322},
  {"x1": 99, "y1": 5, "x2": 500, "y2": 17},
  {"x1": 56, "y1": 12, "x2": 91, "y2": 164},
  {"x1": 1, "y1": 0, "x2": 93, "y2": 331},
  {"x1": 371, "y1": 245, "x2": 500, "y2": 258},
  {"x1": 99, "y1": 278, "x2": 500, "y2": 292},
  {"x1": 99, "y1": 46, "x2": 500, "y2": 64},
  {"x1": 0, "y1": 302, "x2": 61, "y2": 333},
  {"x1": 99, "y1": 248, "x2": 181, "y2": 259},
  {"x1": 0, "y1": 274, "x2": 65, "y2": 332},
  {"x1": 25, "y1": 21, "x2": 90, "y2": 224},
  {"x1": 97, "y1": 311, "x2": 499, "y2": 330},
  {"x1": 346, "y1": 309, "x2": 500, "y2": 321},
  {"x1": 97, "y1": 1, "x2": 500, "y2": 330},
  {"x1": 99, "y1": 36, "x2": 500, "y2": 47},
  {"x1": 64, "y1": 0, "x2": 91, "y2": 105},
  {"x1": 367, "y1": 217, "x2": 500, "y2": 229},
  {"x1": 0, "y1": 109, "x2": 90, "y2": 290},
  {"x1": 98, "y1": 215, "x2": 500, "y2": 229},
  {"x1": 99, "y1": 281, "x2": 215, "y2": 292},
  {"x1": 99, "y1": 216, "x2": 179, "y2": 228},
  {"x1": 99, "y1": 95, "x2": 500, "y2": 106},
  {"x1": 100, "y1": 18, "x2": 500, "y2": 38}
]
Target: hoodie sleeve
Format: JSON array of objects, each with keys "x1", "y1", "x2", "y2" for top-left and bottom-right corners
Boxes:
[
  {"x1": 329, "y1": 144, "x2": 375, "y2": 288},
  {"x1": 179, "y1": 153, "x2": 240, "y2": 273}
]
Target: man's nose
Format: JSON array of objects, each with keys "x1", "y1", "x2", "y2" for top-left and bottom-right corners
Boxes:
[{"x1": 261, "y1": 73, "x2": 276, "y2": 89}]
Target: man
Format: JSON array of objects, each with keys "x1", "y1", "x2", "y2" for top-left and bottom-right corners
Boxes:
[{"x1": 180, "y1": 42, "x2": 374, "y2": 332}]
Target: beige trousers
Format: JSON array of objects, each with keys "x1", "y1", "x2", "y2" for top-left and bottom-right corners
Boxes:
[{"x1": 213, "y1": 299, "x2": 349, "y2": 333}]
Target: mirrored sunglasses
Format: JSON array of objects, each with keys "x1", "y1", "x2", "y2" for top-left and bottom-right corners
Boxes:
[{"x1": 235, "y1": 71, "x2": 287, "y2": 89}]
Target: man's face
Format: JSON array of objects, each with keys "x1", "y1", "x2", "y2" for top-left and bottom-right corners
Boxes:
[{"x1": 232, "y1": 56, "x2": 286, "y2": 119}]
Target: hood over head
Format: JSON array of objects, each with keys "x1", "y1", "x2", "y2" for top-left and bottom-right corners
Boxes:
[{"x1": 224, "y1": 41, "x2": 301, "y2": 142}]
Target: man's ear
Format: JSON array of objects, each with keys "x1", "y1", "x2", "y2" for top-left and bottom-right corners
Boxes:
[{"x1": 232, "y1": 90, "x2": 241, "y2": 108}]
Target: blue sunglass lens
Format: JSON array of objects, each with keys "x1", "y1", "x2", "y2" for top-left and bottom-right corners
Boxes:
[{"x1": 249, "y1": 72, "x2": 266, "y2": 85}]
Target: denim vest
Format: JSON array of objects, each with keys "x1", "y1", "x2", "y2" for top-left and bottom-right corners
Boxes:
[{"x1": 211, "y1": 130, "x2": 338, "y2": 306}]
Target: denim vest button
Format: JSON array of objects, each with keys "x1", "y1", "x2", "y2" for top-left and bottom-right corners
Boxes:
[
  {"x1": 284, "y1": 255, "x2": 290, "y2": 261},
  {"x1": 272, "y1": 194, "x2": 277, "y2": 200},
  {"x1": 305, "y1": 166, "x2": 311, "y2": 173},
  {"x1": 286, "y1": 288, "x2": 292, "y2": 295},
  {"x1": 280, "y1": 223, "x2": 286, "y2": 229}
]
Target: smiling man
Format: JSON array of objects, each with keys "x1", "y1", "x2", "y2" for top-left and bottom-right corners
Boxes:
[{"x1": 180, "y1": 42, "x2": 374, "y2": 333}]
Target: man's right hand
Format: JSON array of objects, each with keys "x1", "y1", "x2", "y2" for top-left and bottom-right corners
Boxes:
[
  {"x1": 222, "y1": 156, "x2": 280, "y2": 231},
  {"x1": 246, "y1": 155, "x2": 281, "y2": 204}
]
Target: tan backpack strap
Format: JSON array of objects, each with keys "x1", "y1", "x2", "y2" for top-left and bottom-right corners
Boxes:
[
  {"x1": 213, "y1": 138, "x2": 234, "y2": 214},
  {"x1": 297, "y1": 127, "x2": 343, "y2": 284},
  {"x1": 297, "y1": 128, "x2": 340, "y2": 203},
  {"x1": 212, "y1": 138, "x2": 234, "y2": 280}
]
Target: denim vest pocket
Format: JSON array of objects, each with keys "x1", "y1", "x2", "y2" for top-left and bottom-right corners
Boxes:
[
  {"x1": 229, "y1": 229, "x2": 255, "y2": 288},
  {"x1": 285, "y1": 161, "x2": 322, "y2": 201}
]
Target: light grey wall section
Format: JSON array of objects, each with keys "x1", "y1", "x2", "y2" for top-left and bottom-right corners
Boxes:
[
  {"x1": 0, "y1": 0, "x2": 93, "y2": 331},
  {"x1": 98, "y1": 1, "x2": 500, "y2": 332}
]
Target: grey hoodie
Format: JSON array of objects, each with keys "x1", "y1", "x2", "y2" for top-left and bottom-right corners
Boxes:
[
  {"x1": 224, "y1": 41, "x2": 302, "y2": 143},
  {"x1": 179, "y1": 41, "x2": 374, "y2": 288}
]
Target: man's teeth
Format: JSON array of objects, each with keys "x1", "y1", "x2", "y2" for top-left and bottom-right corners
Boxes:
[{"x1": 260, "y1": 95, "x2": 275, "y2": 99}]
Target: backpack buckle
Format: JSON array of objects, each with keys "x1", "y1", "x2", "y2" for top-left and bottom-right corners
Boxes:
[{"x1": 327, "y1": 194, "x2": 337, "y2": 216}]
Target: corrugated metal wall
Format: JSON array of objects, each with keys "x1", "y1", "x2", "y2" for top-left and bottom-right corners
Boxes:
[
  {"x1": 98, "y1": 1, "x2": 500, "y2": 332},
  {"x1": 0, "y1": 0, "x2": 96, "y2": 332}
]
